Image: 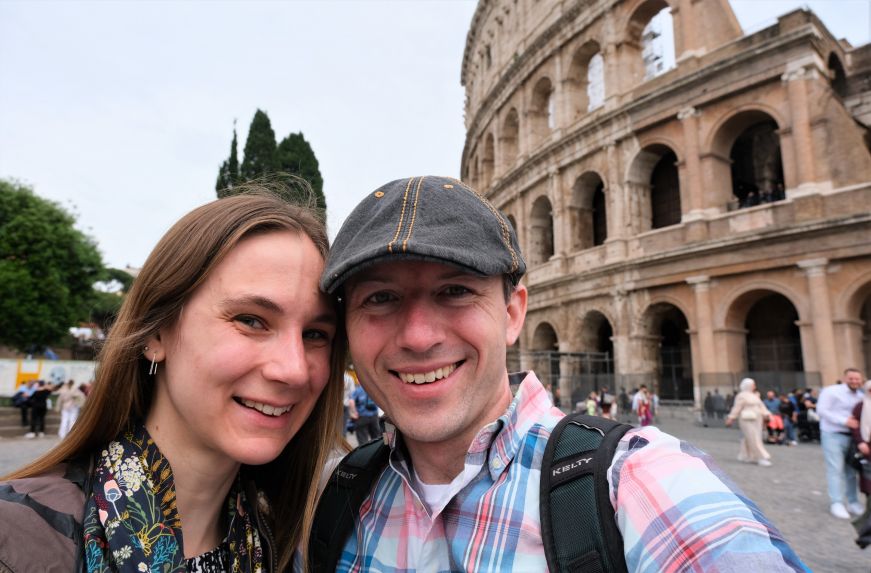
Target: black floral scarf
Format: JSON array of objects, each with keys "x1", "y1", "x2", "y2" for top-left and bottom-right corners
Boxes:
[{"x1": 82, "y1": 425, "x2": 264, "y2": 572}]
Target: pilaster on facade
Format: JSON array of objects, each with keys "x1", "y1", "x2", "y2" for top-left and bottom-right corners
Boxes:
[{"x1": 797, "y1": 258, "x2": 838, "y2": 385}]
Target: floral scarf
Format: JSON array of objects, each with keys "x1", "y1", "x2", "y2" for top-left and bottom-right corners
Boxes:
[{"x1": 82, "y1": 425, "x2": 264, "y2": 572}]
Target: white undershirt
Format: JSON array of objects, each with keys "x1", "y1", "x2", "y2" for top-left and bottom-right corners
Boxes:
[{"x1": 414, "y1": 461, "x2": 481, "y2": 515}]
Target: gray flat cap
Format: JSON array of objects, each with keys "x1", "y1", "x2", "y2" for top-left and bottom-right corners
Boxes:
[{"x1": 321, "y1": 176, "x2": 526, "y2": 294}]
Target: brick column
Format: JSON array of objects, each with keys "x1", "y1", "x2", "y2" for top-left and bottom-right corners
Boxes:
[
  {"x1": 798, "y1": 258, "x2": 838, "y2": 385},
  {"x1": 678, "y1": 107, "x2": 704, "y2": 219},
  {"x1": 782, "y1": 68, "x2": 817, "y2": 189}
]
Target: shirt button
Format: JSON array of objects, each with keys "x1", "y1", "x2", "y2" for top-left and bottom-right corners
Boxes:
[{"x1": 492, "y1": 458, "x2": 503, "y2": 470}]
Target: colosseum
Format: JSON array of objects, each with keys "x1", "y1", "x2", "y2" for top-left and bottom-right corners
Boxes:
[{"x1": 460, "y1": 0, "x2": 871, "y2": 407}]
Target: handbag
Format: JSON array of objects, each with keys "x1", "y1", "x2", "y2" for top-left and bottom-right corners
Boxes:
[
  {"x1": 846, "y1": 441, "x2": 866, "y2": 472},
  {"x1": 739, "y1": 408, "x2": 758, "y2": 421}
]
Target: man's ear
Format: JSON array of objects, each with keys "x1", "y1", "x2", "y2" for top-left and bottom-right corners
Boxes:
[{"x1": 505, "y1": 284, "x2": 527, "y2": 346}]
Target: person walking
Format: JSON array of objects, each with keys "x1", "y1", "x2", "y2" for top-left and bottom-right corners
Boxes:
[
  {"x1": 349, "y1": 383, "x2": 381, "y2": 445},
  {"x1": 55, "y1": 379, "x2": 85, "y2": 439},
  {"x1": 725, "y1": 378, "x2": 772, "y2": 466},
  {"x1": 818, "y1": 368, "x2": 865, "y2": 519},
  {"x1": 12, "y1": 381, "x2": 35, "y2": 428}
]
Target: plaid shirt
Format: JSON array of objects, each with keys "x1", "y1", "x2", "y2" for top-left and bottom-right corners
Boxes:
[{"x1": 332, "y1": 372, "x2": 808, "y2": 572}]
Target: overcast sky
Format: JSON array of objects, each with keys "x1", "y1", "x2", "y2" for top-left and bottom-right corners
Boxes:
[{"x1": 1, "y1": 0, "x2": 868, "y2": 270}]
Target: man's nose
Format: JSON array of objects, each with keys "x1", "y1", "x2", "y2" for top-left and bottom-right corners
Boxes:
[{"x1": 396, "y1": 299, "x2": 445, "y2": 353}]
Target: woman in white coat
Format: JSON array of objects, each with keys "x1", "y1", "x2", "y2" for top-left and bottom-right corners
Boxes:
[{"x1": 726, "y1": 377, "x2": 773, "y2": 466}]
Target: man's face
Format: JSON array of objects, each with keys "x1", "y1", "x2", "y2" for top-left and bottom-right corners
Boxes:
[
  {"x1": 845, "y1": 370, "x2": 864, "y2": 391},
  {"x1": 344, "y1": 260, "x2": 526, "y2": 452},
  {"x1": 766, "y1": 391, "x2": 775, "y2": 400}
]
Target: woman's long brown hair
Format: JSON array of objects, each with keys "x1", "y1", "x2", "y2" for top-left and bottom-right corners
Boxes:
[{"x1": 5, "y1": 184, "x2": 347, "y2": 570}]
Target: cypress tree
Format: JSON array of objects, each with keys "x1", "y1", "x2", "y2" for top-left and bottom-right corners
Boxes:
[
  {"x1": 215, "y1": 126, "x2": 240, "y2": 197},
  {"x1": 276, "y1": 132, "x2": 326, "y2": 211},
  {"x1": 240, "y1": 109, "x2": 278, "y2": 182}
]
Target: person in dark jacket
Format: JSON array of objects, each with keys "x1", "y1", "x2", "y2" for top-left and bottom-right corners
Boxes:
[
  {"x1": 0, "y1": 189, "x2": 347, "y2": 572},
  {"x1": 24, "y1": 380, "x2": 52, "y2": 438},
  {"x1": 850, "y1": 379, "x2": 871, "y2": 547}
]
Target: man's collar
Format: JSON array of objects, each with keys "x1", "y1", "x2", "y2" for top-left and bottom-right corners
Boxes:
[{"x1": 382, "y1": 372, "x2": 559, "y2": 481}]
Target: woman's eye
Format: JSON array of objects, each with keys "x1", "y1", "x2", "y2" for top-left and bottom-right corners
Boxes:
[
  {"x1": 236, "y1": 315, "x2": 265, "y2": 330},
  {"x1": 303, "y1": 329, "x2": 331, "y2": 344}
]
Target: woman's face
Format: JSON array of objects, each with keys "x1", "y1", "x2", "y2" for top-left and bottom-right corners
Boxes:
[{"x1": 146, "y1": 230, "x2": 336, "y2": 468}]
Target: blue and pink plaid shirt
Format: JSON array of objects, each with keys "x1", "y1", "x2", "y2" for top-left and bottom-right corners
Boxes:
[{"x1": 332, "y1": 372, "x2": 808, "y2": 572}]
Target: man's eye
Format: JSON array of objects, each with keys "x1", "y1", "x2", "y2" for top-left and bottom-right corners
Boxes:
[
  {"x1": 364, "y1": 291, "x2": 395, "y2": 305},
  {"x1": 443, "y1": 285, "x2": 472, "y2": 297},
  {"x1": 236, "y1": 315, "x2": 265, "y2": 330}
]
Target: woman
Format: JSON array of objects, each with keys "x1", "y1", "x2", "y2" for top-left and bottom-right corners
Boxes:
[
  {"x1": 725, "y1": 378, "x2": 772, "y2": 466},
  {"x1": 850, "y1": 380, "x2": 871, "y2": 547},
  {"x1": 56, "y1": 379, "x2": 86, "y2": 439},
  {"x1": 0, "y1": 189, "x2": 346, "y2": 572}
]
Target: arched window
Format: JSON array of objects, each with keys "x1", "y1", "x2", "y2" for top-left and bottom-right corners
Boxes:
[
  {"x1": 650, "y1": 151, "x2": 681, "y2": 229},
  {"x1": 501, "y1": 108, "x2": 520, "y2": 168},
  {"x1": 530, "y1": 77, "x2": 555, "y2": 143},
  {"x1": 829, "y1": 53, "x2": 847, "y2": 99},
  {"x1": 587, "y1": 53, "x2": 605, "y2": 111},
  {"x1": 570, "y1": 172, "x2": 607, "y2": 250},
  {"x1": 530, "y1": 195, "x2": 555, "y2": 264},
  {"x1": 481, "y1": 133, "x2": 495, "y2": 189},
  {"x1": 566, "y1": 41, "x2": 603, "y2": 121},
  {"x1": 729, "y1": 118, "x2": 784, "y2": 207},
  {"x1": 641, "y1": 7, "x2": 675, "y2": 79}
]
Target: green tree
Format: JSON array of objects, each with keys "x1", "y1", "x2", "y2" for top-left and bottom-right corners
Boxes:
[
  {"x1": 276, "y1": 132, "x2": 326, "y2": 210},
  {"x1": 215, "y1": 126, "x2": 240, "y2": 197},
  {"x1": 0, "y1": 179, "x2": 105, "y2": 352},
  {"x1": 239, "y1": 109, "x2": 278, "y2": 182}
]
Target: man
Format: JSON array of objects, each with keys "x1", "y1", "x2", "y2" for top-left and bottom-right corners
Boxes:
[
  {"x1": 318, "y1": 176, "x2": 806, "y2": 571},
  {"x1": 817, "y1": 368, "x2": 865, "y2": 519},
  {"x1": 598, "y1": 385, "x2": 615, "y2": 419}
]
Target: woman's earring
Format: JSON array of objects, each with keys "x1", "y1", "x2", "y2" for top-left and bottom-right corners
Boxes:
[{"x1": 149, "y1": 352, "x2": 158, "y2": 376}]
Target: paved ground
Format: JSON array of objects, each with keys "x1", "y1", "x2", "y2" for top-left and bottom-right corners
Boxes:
[{"x1": 4, "y1": 417, "x2": 871, "y2": 571}]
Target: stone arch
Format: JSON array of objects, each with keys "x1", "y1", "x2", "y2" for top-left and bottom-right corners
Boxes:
[
  {"x1": 829, "y1": 52, "x2": 848, "y2": 100},
  {"x1": 569, "y1": 171, "x2": 607, "y2": 250},
  {"x1": 709, "y1": 109, "x2": 785, "y2": 210},
  {"x1": 529, "y1": 195, "x2": 555, "y2": 265},
  {"x1": 841, "y1": 271, "x2": 871, "y2": 375},
  {"x1": 501, "y1": 107, "x2": 520, "y2": 170},
  {"x1": 529, "y1": 76, "x2": 555, "y2": 145},
  {"x1": 530, "y1": 321, "x2": 561, "y2": 391},
  {"x1": 624, "y1": 0, "x2": 676, "y2": 84},
  {"x1": 627, "y1": 143, "x2": 681, "y2": 232},
  {"x1": 481, "y1": 132, "x2": 495, "y2": 189},
  {"x1": 723, "y1": 288, "x2": 806, "y2": 389},
  {"x1": 717, "y1": 280, "x2": 808, "y2": 328},
  {"x1": 566, "y1": 40, "x2": 605, "y2": 121},
  {"x1": 639, "y1": 301, "x2": 693, "y2": 400}
]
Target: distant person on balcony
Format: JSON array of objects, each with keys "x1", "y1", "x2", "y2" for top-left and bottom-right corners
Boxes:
[{"x1": 818, "y1": 368, "x2": 865, "y2": 519}]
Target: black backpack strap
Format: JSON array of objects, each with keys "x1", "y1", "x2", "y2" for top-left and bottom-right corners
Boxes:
[
  {"x1": 309, "y1": 438, "x2": 391, "y2": 573},
  {"x1": 540, "y1": 414, "x2": 631, "y2": 573}
]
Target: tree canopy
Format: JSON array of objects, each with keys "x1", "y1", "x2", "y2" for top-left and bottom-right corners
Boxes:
[
  {"x1": 215, "y1": 127, "x2": 240, "y2": 197},
  {"x1": 277, "y1": 132, "x2": 325, "y2": 210},
  {"x1": 215, "y1": 110, "x2": 326, "y2": 211},
  {"x1": 0, "y1": 179, "x2": 105, "y2": 352},
  {"x1": 239, "y1": 109, "x2": 278, "y2": 182}
]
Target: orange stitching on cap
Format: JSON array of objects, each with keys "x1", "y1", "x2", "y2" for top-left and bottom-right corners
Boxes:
[
  {"x1": 446, "y1": 177, "x2": 520, "y2": 273},
  {"x1": 402, "y1": 176, "x2": 425, "y2": 252},
  {"x1": 387, "y1": 178, "x2": 415, "y2": 254}
]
